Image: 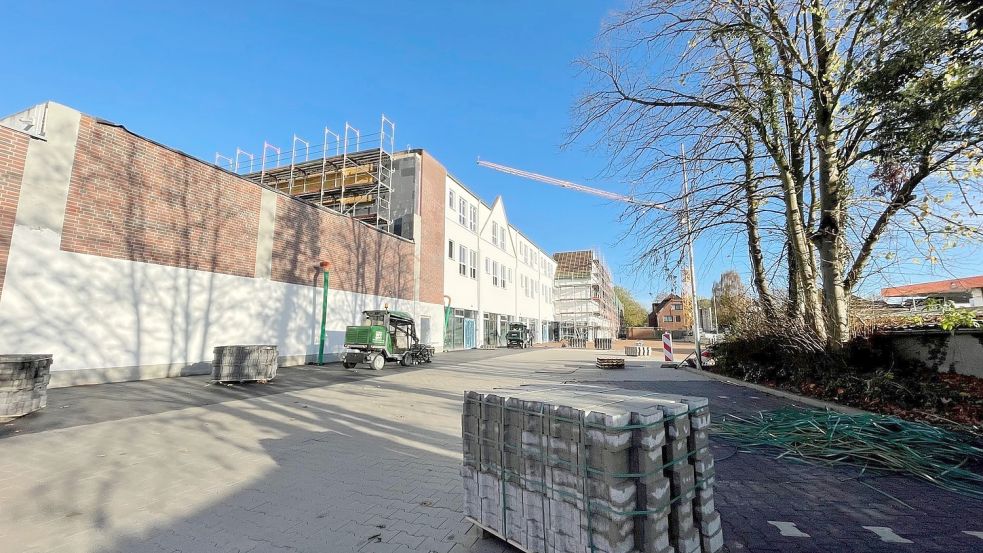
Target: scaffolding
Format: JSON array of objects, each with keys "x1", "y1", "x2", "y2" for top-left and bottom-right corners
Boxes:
[
  {"x1": 553, "y1": 249, "x2": 619, "y2": 344},
  {"x1": 216, "y1": 115, "x2": 396, "y2": 233}
]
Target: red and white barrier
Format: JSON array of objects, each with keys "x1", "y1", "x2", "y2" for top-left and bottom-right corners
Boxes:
[{"x1": 662, "y1": 332, "x2": 673, "y2": 362}]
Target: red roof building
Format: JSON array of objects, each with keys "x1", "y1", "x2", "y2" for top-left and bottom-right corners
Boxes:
[{"x1": 882, "y1": 276, "x2": 983, "y2": 307}]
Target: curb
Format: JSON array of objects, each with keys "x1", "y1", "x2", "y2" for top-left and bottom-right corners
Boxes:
[{"x1": 681, "y1": 366, "x2": 869, "y2": 415}]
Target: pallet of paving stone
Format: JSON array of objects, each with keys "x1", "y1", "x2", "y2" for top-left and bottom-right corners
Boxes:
[
  {"x1": 595, "y1": 357, "x2": 626, "y2": 369},
  {"x1": 461, "y1": 384, "x2": 723, "y2": 553},
  {"x1": 211, "y1": 345, "x2": 278, "y2": 382},
  {"x1": 625, "y1": 346, "x2": 652, "y2": 357}
]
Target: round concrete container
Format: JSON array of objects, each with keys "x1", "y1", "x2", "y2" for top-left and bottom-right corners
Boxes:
[{"x1": 0, "y1": 354, "x2": 53, "y2": 418}]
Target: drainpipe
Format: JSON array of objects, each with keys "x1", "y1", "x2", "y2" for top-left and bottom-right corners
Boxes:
[
  {"x1": 443, "y1": 295, "x2": 452, "y2": 352},
  {"x1": 318, "y1": 261, "x2": 331, "y2": 364}
]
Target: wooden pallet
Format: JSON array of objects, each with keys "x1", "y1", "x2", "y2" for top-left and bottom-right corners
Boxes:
[
  {"x1": 595, "y1": 357, "x2": 626, "y2": 369},
  {"x1": 466, "y1": 516, "x2": 533, "y2": 553}
]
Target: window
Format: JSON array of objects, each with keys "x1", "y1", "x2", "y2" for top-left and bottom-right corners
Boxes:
[
  {"x1": 507, "y1": 268, "x2": 512, "y2": 282},
  {"x1": 469, "y1": 205, "x2": 477, "y2": 232},
  {"x1": 499, "y1": 226, "x2": 506, "y2": 249},
  {"x1": 664, "y1": 315, "x2": 674, "y2": 323},
  {"x1": 459, "y1": 245, "x2": 467, "y2": 276},
  {"x1": 459, "y1": 198, "x2": 467, "y2": 226},
  {"x1": 470, "y1": 250, "x2": 478, "y2": 279},
  {"x1": 492, "y1": 261, "x2": 499, "y2": 287},
  {"x1": 673, "y1": 303, "x2": 683, "y2": 311},
  {"x1": 491, "y1": 222, "x2": 499, "y2": 246},
  {"x1": 449, "y1": 189, "x2": 455, "y2": 209},
  {"x1": 485, "y1": 257, "x2": 491, "y2": 274},
  {"x1": 448, "y1": 239, "x2": 455, "y2": 260},
  {"x1": 500, "y1": 264, "x2": 507, "y2": 288},
  {"x1": 675, "y1": 315, "x2": 682, "y2": 322}
]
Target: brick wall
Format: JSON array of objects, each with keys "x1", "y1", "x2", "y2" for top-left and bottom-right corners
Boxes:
[
  {"x1": 0, "y1": 126, "x2": 29, "y2": 299},
  {"x1": 62, "y1": 117, "x2": 262, "y2": 277},
  {"x1": 418, "y1": 152, "x2": 446, "y2": 305},
  {"x1": 271, "y1": 195, "x2": 415, "y2": 299}
]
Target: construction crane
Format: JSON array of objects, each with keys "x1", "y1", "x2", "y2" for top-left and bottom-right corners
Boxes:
[{"x1": 476, "y1": 155, "x2": 704, "y2": 369}]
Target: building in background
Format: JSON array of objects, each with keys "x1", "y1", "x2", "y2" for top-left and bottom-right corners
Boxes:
[
  {"x1": 882, "y1": 276, "x2": 983, "y2": 308},
  {"x1": 648, "y1": 294, "x2": 689, "y2": 336},
  {"x1": 437, "y1": 173, "x2": 557, "y2": 349},
  {"x1": 552, "y1": 250, "x2": 620, "y2": 344}
]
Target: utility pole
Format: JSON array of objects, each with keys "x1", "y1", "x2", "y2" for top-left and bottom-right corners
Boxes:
[{"x1": 680, "y1": 145, "x2": 702, "y2": 369}]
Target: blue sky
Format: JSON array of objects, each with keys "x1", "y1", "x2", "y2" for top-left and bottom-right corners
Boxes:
[{"x1": 4, "y1": 1, "x2": 977, "y2": 306}]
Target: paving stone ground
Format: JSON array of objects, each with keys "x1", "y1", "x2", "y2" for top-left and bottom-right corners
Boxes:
[{"x1": 1, "y1": 348, "x2": 981, "y2": 553}]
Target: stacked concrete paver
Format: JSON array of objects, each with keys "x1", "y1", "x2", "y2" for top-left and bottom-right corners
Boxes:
[
  {"x1": 0, "y1": 354, "x2": 53, "y2": 418},
  {"x1": 462, "y1": 384, "x2": 723, "y2": 553}
]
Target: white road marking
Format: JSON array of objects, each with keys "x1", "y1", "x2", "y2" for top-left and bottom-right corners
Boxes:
[
  {"x1": 964, "y1": 531, "x2": 983, "y2": 540},
  {"x1": 767, "y1": 521, "x2": 810, "y2": 538},
  {"x1": 863, "y1": 526, "x2": 913, "y2": 543}
]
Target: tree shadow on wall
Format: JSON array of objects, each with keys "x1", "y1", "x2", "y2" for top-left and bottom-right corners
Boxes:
[{"x1": 6, "y1": 120, "x2": 281, "y2": 381}]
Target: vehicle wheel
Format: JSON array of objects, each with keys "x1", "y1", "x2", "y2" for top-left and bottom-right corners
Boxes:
[
  {"x1": 343, "y1": 362, "x2": 356, "y2": 369},
  {"x1": 400, "y1": 354, "x2": 412, "y2": 367},
  {"x1": 370, "y1": 354, "x2": 385, "y2": 371}
]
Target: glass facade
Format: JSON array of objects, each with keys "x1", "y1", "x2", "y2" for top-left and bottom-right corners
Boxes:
[{"x1": 445, "y1": 308, "x2": 477, "y2": 350}]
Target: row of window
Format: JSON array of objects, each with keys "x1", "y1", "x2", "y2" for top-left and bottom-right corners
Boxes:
[
  {"x1": 449, "y1": 189, "x2": 556, "y2": 278},
  {"x1": 490, "y1": 221, "x2": 507, "y2": 251},
  {"x1": 487, "y1": 258, "x2": 509, "y2": 289},
  {"x1": 446, "y1": 239, "x2": 553, "y2": 302},
  {"x1": 664, "y1": 315, "x2": 683, "y2": 323},
  {"x1": 448, "y1": 189, "x2": 478, "y2": 232},
  {"x1": 448, "y1": 240, "x2": 479, "y2": 278}
]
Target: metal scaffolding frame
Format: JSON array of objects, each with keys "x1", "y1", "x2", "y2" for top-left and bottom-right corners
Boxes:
[
  {"x1": 553, "y1": 249, "x2": 619, "y2": 345},
  {"x1": 223, "y1": 114, "x2": 396, "y2": 233}
]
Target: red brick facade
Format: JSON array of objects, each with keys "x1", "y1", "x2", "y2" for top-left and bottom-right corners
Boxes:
[
  {"x1": 0, "y1": 126, "x2": 29, "y2": 300},
  {"x1": 648, "y1": 294, "x2": 689, "y2": 331},
  {"x1": 2, "y1": 111, "x2": 446, "y2": 309},
  {"x1": 271, "y1": 195, "x2": 415, "y2": 299},
  {"x1": 418, "y1": 152, "x2": 446, "y2": 305},
  {"x1": 62, "y1": 117, "x2": 262, "y2": 277}
]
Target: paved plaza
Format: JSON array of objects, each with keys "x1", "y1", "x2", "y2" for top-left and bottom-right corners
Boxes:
[{"x1": 1, "y1": 348, "x2": 982, "y2": 553}]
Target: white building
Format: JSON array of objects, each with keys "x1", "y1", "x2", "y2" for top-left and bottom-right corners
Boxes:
[{"x1": 442, "y1": 174, "x2": 557, "y2": 349}]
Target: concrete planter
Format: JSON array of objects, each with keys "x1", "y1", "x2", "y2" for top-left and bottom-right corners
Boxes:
[
  {"x1": 0, "y1": 354, "x2": 53, "y2": 418},
  {"x1": 875, "y1": 329, "x2": 983, "y2": 378},
  {"x1": 212, "y1": 345, "x2": 278, "y2": 382}
]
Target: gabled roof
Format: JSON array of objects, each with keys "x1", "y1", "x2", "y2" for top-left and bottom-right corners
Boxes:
[
  {"x1": 652, "y1": 294, "x2": 682, "y2": 314},
  {"x1": 882, "y1": 276, "x2": 983, "y2": 297}
]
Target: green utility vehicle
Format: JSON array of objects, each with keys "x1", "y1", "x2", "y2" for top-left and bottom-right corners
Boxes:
[
  {"x1": 342, "y1": 310, "x2": 434, "y2": 370},
  {"x1": 505, "y1": 322, "x2": 533, "y2": 348}
]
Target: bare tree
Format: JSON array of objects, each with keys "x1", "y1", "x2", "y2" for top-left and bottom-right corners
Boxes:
[{"x1": 573, "y1": 0, "x2": 983, "y2": 346}]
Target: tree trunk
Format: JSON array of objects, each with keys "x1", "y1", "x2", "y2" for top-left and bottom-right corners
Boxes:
[
  {"x1": 742, "y1": 130, "x2": 777, "y2": 316},
  {"x1": 811, "y1": 0, "x2": 850, "y2": 346},
  {"x1": 787, "y1": 242, "x2": 804, "y2": 320},
  {"x1": 745, "y1": 30, "x2": 826, "y2": 340}
]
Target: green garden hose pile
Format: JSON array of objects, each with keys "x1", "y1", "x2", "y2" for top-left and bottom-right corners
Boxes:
[{"x1": 714, "y1": 407, "x2": 983, "y2": 498}]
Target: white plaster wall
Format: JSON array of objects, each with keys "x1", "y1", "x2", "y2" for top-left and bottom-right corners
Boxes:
[
  {"x1": 0, "y1": 225, "x2": 444, "y2": 384},
  {"x1": 479, "y1": 200, "x2": 516, "y2": 318},
  {"x1": 0, "y1": 101, "x2": 445, "y2": 386},
  {"x1": 444, "y1": 178, "x2": 480, "y2": 312}
]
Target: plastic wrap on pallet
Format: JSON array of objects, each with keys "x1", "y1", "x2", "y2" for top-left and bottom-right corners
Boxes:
[
  {"x1": 461, "y1": 384, "x2": 723, "y2": 553},
  {"x1": 0, "y1": 354, "x2": 53, "y2": 418},
  {"x1": 212, "y1": 345, "x2": 278, "y2": 382}
]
